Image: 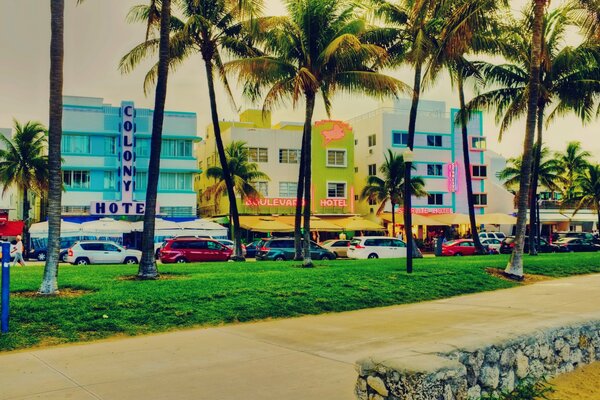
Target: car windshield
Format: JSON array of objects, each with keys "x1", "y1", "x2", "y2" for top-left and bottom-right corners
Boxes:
[{"x1": 445, "y1": 240, "x2": 458, "y2": 246}]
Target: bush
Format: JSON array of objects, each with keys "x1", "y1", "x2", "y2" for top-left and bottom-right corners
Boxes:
[{"x1": 479, "y1": 377, "x2": 555, "y2": 400}]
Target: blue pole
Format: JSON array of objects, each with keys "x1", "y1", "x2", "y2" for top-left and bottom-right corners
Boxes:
[{"x1": 1, "y1": 242, "x2": 10, "y2": 333}]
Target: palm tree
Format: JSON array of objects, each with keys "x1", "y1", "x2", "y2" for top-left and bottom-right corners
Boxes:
[
  {"x1": 499, "y1": 145, "x2": 567, "y2": 200},
  {"x1": 204, "y1": 141, "x2": 270, "y2": 212},
  {"x1": 361, "y1": 150, "x2": 426, "y2": 237},
  {"x1": 40, "y1": 0, "x2": 65, "y2": 295},
  {"x1": 556, "y1": 141, "x2": 592, "y2": 200},
  {"x1": 0, "y1": 120, "x2": 49, "y2": 251},
  {"x1": 573, "y1": 164, "x2": 600, "y2": 231},
  {"x1": 434, "y1": 0, "x2": 507, "y2": 255},
  {"x1": 225, "y1": 0, "x2": 406, "y2": 267},
  {"x1": 121, "y1": 0, "x2": 263, "y2": 261},
  {"x1": 136, "y1": 0, "x2": 171, "y2": 279}
]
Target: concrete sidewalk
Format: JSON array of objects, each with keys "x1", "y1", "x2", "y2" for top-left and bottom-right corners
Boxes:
[{"x1": 2, "y1": 274, "x2": 600, "y2": 400}]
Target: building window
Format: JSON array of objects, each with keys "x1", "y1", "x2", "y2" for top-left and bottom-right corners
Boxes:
[
  {"x1": 135, "y1": 171, "x2": 147, "y2": 191},
  {"x1": 136, "y1": 138, "x2": 150, "y2": 157},
  {"x1": 427, "y1": 135, "x2": 443, "y2": 147},
  {"x1": 103, "y1": 171, "x2": 116, "y2": 190},
  {"x1": 279, "y1": 182, "x2": 297, "y2": 198},
  {"x1": 327, "y1": 150, "x2": 346, "y2": 167},
  {"x1": 368, "y1": 164, "x2": 377, "y2": 176},
  {"x1": 427, "y1": 164, "x2": 443, "y2": 176},
  {"x1": 159, "y1": 173, "x2": 193, "y2": 191},
  {"x1": 279, "y1": 149, "x2": 300, "y2": 163},
  {"x1": 162, "y1": 139, "x2": 192, "y2": 157},
  {"x1": 327, "y1": 182, "x2": 346, "y2": 198},
  {"x1": 472, "y1": 165, "x2": 488, "y2": 178},
  {"x1": 392, "y1": 131, "x2": 409, "y2": 146},
  {"x1": 473, "y1": 193, "x2": 488, "y2": 206},
  {"x1": 471, "y1": 137, "x2": 487, "y2": 150},
  {"x1": 248, "y1": 147, "x2": 268, "y2": 163},
  {"x1": 104, "y1": 137, "x2": 117, "y2": 155},
  {"x1": 63, "y1": 170, "x2": 90, "y2": 189},
  {"x1": 368, "y1": 197, "x2": 378, "y2": 206},
  {"x1": 427, "y1": 193, "x2": 444, "y2": 205},
  {"x1": 255, "y1": 181, "x2": 268, "y2": 197},
  {"x1": 368, "y1": 134, "x2": 377, "y2": 147},
  {"x1": 61, "y1": 135, "x2": 90, "y2": 154}
]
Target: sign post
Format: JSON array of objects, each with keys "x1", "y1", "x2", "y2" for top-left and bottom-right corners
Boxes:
[{"x1": 1, "y1": 242, "x2": 10, "y2": 333}]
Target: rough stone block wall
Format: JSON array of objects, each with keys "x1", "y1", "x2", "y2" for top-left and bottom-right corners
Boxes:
[{"x1": 356, "y1": 321, "x2": 600, "y2": 400}]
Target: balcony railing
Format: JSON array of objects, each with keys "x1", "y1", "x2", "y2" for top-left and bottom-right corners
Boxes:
[{"x1": 539, "y1": 200, "x2": 590, "y2": 210}]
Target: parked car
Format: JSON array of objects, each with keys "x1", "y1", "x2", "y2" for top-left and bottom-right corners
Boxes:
[
  {"x1": 347, "y1": 236, "x2": 407, "y2": 259},
  {"x1": 441, "y1": 239, "x2": 478, "y2": 256},
  {"x1": 553, "y1": 231, "x2": 600, "y2": 245},
  {"x1": 479, "y1": 232, "x2": 507, "y2": 241},
  {"x1": 28, "y1": 247, "x2": 69, "y2": 262},
  {"x1": 216, "y1": 239, "x2": 247, "y2": 257},
  {"x1": 481, "y1": 238, "x2": 502, "y2": 253},
  {"x1": 499, "y1": 237, "x2": 562, "y2": 254},
  {"x1": 245, "y1": 239, "x2": 267, "y2": 258},
  {"x1": 66, "y1": 241, "x2": 141, "y2": 265},
  {"x1": 320, "y1": 239, "x2": 351, "y2": 258},
  {"x1": 159, "y1": 238, "x2": 232, "y2": 263},
  {"x1": 554, "y1": 238, "x2": 600, "y2": 253},
  {"x1": 255, "y1": 238, "x2": 336, "y2": 261}
]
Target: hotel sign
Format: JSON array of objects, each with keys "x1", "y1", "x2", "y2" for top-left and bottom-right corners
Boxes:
[
  {"x1": 447, "y1": 162, "x2": 459, "y2": 193},
  {"x1": 245, "y1": 198, "x2": 305, "y2": 207},
  {"x1": 91, "y1": 103, "x2": 150, "y2": 216}
]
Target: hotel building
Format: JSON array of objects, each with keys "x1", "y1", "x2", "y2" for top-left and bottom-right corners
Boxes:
[{"x1": 61, "y1": 96, "x2": 200, "y2": 221}]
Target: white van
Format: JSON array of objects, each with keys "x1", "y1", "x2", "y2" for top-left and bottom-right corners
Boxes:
[
  {"x1": 347, "y1": 236, "x2": 407, "y2": 259},
  {"x1": 479, "y1": 232, "x2": 507, "y2": 241}
]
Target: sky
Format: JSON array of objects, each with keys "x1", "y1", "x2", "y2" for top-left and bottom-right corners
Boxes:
[{"x1": 0, "y1": 0, "x2": 598, "y2": 161}]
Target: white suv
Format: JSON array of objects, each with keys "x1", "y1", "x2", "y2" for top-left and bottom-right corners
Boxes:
[
  {"x1": 66, "y1": 241, "x2": 141, "y2": 265},
  {"x1": 479, "y1": 232, "x2": 507, "y2": 241},
  {"x1": 347, "y1": 236, "x2": 407, "y2": 259}
]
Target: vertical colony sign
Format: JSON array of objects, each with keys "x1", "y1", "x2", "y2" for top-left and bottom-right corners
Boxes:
[{"x1": 91, "y1": 102, "x2": 148, "y2": 215}]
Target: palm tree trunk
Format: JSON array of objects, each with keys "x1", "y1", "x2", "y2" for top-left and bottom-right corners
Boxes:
[
  {"x1": 506, "y1": 0, "x2": 546, "y2": 278},
  {"x1": 22, "y1": 187, "x2": 30, "y2": 255},
  {"x1": 528, "y1": 104, "x2": 545, "y2": 256},
  {"x1": 404, "y1": 61, "x2": 422, "y2": 273},
  {"x1": 391, "y1": 201, "x2": 396, "y2": 237},
  {"x1": 138, "y1": 0, "x2": 170, "y2": 279},
  {"x1": 294, "y1": 132, "x2": 306, "y2": 260},
  {"x1": 302, "y1": 92, "x2": 316, "y2": 267},
  {"x1": 458, "y1": 74, "x2": 485, "y2": 255},
  {"x1": 39, "y1": 0, "x2": 64, "y2": 295},
  {"x1": 203, "y1": 52, "x2": 244, "y2": 261}
]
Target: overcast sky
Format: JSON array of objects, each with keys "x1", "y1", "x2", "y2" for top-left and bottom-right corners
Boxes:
[{"x1": 0, "y1": 0, "x2": 598, "y2": 161}]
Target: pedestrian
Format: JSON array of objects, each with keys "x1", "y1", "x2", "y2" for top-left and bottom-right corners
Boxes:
[
  {"x1": 339, "y1": 231, "x2": 347, "y2": 240},
  {"x1": 11, "y1": 235, "x2": 25, "y2": 267}
]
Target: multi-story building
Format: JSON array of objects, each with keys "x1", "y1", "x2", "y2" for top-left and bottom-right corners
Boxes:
[
  {"x1": 197, "y1": 109, "x2": 356, "y2": 217},
  {"x1": 350, "y1": 99, "x2": 513, "y2": 218},
  {"x1": 61, "y1": 96, "x2": 200, "y2": 221}
]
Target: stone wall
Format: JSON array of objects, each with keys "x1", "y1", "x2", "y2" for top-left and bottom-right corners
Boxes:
[{"x1": 356, "y1": 320, "x2": 600, "y2": 400}]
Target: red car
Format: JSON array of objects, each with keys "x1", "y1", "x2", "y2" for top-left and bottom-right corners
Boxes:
[
  {"x1": 159, "y1": 238, "x2": 232, "y2": 263},
  {"x1": 441, "y1": 239, "x2": 477, "y2": 256}
]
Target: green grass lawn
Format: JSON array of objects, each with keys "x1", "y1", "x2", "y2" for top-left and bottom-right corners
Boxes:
[{"x1": 1, "y1": 253, "x2": 599, "y2": 352}]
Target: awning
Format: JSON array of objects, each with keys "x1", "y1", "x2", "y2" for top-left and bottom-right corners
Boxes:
[
  {"x1": 476, "y1": 213, "x2": 517, "y2": 225},
  {"x1": 430, "y1": 213, "x2": 471, "y2": 225},
  {"x1": 380, "y1": 213, "x2": 449, "y2": 226},
  {"x1": 0, "y1": 221, "x2": 24, "y2": 237},
  {"x1": 239, "y1": 216, "x2": 294, "y2": 233},
  {"x1": 277, "y1": 216, "x2": 341, "y2": 232},
  {"x1": 131, "y1": 218, "x2": 181, "y2": 232},
  {"x1": 325, "y1": 216, "x2": 385, "y2": 231}
]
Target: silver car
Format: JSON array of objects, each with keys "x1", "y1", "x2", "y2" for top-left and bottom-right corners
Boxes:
[{"x1": 66, "y1": 241, "x2": 141, "y2": 265}]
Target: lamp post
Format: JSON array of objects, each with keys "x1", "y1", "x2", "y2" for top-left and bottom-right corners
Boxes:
[{"x1": 403, "y1": 149, "x2": 415, "y2": 274}]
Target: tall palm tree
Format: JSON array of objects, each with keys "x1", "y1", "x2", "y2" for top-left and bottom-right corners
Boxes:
[
  {"x1": 499, "y1": 145, "x2": 567, "y2": 200},
  {"x1": 573, "y1": 164, "x2": 600, "y2": 230},
  {"x1": 40, "y1": 0, "x2": 65, "y2": 295},
  {"x1": 121, "y1": 0, "x2": 263, "y2": 261},
  {"x1": 433, "y1": 0, "x2": 507, "y2": 255},
  {"x1": 0, "y1": 120, "x2": 49, "y2": 250},
  {"x1": 225, "y1": 0, "x2": 406, "y2": 267},
  {"x1": 204, "y1": 141, "x2": 270, "y2": 211},
  {"x1": 136, "y1": 0, "x2": 171, "y2": 279},
  {"x1": 556, "y1": 141, "x2": 592, "y2": 200},
  {"x1": 360, "y1": 150, "x2": 426, "y2": 237}
]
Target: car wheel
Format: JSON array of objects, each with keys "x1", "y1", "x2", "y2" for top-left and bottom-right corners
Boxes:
[
  {"x1": 75, "y1": 258, "x2": 89, "y2": 266},
  {"x1": 124, "y1": 257, "x2": 138, "y2": 265},
  {"x1": 367, "y1": 253, "x2": 378, "y2": 259},
  {"x1": 321, "y1": 254, "x2": 333, "y2": 261},
  {"x1": 60, "y1": 252, "x2": 67, "y2": 262},
  {"x1": 175, "y1": 257, "x2": 188, "y2": 264},
  {"x1": 455, "y1": 253, "x2": 462, "y2": 256},
  {"x1": 274, "y1": 255, "x2": 286, "y2": 261},
  {"x1": 37, "y1": 252, "x2": 47, "y2": 261}
]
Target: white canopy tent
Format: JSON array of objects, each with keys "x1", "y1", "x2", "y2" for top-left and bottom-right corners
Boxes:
[
  {"x1": 131, "y1": 218, "x2": 182, "y2": 232},
  {"x1": 178, "y1": 219, "x2": 228, "y2": 238},
  {"x1": 29, "y1": 220, "x2": 82, "y2": 237}
]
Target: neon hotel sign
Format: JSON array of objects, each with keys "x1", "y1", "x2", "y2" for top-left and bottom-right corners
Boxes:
[
  {"x1": 91, "y1": 104, "x2": 149, "y2": 216},
  {"x1": 244, "y1": 198, "x2": 347, "y2": 207}
]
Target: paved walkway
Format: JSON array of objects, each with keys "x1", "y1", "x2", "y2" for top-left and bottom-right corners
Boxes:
[{"x1": 2, "y1": 274, "x2": 600, "y2": 400}]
